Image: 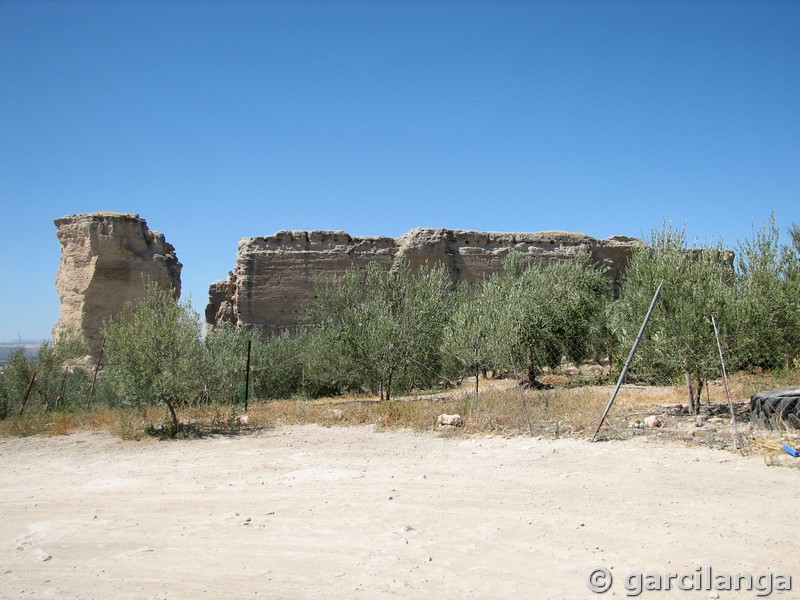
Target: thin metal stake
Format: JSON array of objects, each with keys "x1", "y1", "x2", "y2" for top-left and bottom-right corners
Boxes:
[
  {"x1": 711, "y1": 315, "x2": 742, "y2": 453},
  {"x1": 591, "y1": 280, "x2": 663, "y2": 442}
]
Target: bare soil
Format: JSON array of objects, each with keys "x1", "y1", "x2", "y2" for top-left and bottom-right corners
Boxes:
[{"x1": 1, "y1": 424, "x2": 797, "y2": 599}]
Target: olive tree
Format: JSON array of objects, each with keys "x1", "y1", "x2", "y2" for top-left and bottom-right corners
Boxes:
[
  {"x1": 441, "y1": 283, "x2": 495, "y2": 397},
  {"x1": 0, "y1": 335, "x2": 89, "y2": 419},
  {"x1": 486, "y1": 251, "x2": 610, "y2": 386},
  {"x1": 312, "y1": 259, "x2": 452, "y2": 401},
  {"x1": 733, "y1": 216, "x2": 800, "y2": 371},
  {"x1": 202, "y1": 322, "x2": 263, "y2": 404},
  {"x1": 102, "y1": 282, "x2": 203, "y2": 434},
  {"x1": 609, "y1": 225, "x2": 735, "y2": 414}
]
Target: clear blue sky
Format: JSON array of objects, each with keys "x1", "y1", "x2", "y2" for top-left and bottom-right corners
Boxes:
[{"x1": 1, "y1": 0, "x2": 798, "y2": 342}]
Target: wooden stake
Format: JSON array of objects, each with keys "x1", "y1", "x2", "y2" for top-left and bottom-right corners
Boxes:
[
  {"x1": 87, "y1": 336, "x2": 105, "y2": 408},
  {"x1": 20, "y1": 371, "x2": 37, "y2": 416},
  {"x1": 244, "y1": 339, "x2": 251, "y2": 412}
]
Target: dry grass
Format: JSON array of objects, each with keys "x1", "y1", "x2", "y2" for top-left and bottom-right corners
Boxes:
[{"x1": 1, "y1": 370, "x2": 798, "y2": 460}]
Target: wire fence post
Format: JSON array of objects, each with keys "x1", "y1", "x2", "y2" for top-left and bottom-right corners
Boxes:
[
  {"x1": 20, "y1": 370, "x2": 37, "y2": 416},
  {"x1": 244, "y1": 339, "x2": 251, "y2": 412},
  {"x1": 87, "y1": 335, "x2": 105, "y2": 408},
  {"x1": 591, "y1": 280, "x2": 663, "y2": 442}
]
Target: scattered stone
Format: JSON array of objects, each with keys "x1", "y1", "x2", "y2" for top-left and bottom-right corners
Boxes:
[
  {"x1": 629, "y1": 420, "x2": 645, "y2": 429},
  {"x1": 644, "y1": 415, "x2": 663, "y2": 428},
  {"x1": 237, "y1": 415, "x2": 250, "y2": 426},
  {"x1": 38, "y1": 551, "x2": 52, "y2": 562},
  {"x1": 437, "y1": 414, "x2": 463, "y2": 427}
]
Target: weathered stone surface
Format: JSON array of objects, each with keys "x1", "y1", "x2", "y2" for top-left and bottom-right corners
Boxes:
[
  {"x1": 437, "y1": 414, "x2": 463, "y2": 427},
  {"x1": 53, "y1": 212, "x2": 181, "y2": 355},
  {"x1": 207, "y1": 227, "x2": 642, "y2": 335}
]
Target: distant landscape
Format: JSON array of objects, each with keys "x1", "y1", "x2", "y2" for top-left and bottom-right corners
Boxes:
[{"x1": 0, "y1": 341, "x2": 42, "y2": 364}]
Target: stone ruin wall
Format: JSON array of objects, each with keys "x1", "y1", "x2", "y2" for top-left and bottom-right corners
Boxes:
[
  {"x1": 206, "y1": 227, "x2": 642, "y2": 336},
  {"x1": 51, "y1": 213, "x2": 644, "y2": 352},
  {"x1": 53, "y1": 212, "x2": 182, "y2": 356}
]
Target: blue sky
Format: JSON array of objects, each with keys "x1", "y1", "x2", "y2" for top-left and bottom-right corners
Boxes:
[{"x1": 1, "y1": 0, "x2": 798, "y2": 342}]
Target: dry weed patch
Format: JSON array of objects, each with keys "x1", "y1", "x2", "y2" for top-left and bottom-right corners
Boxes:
[{"x1": 1, "y1": 371, "x2": 798, "y2": 461}]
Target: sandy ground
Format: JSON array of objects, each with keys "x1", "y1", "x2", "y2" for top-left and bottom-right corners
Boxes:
[{"x1": 0, "y1": 425, "x2": 797, "y2": 600}]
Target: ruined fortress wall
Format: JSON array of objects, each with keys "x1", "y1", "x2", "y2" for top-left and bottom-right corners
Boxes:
[
  {"x1": 207, "y1": 227, "x2": 642, "y2": 335},
  {"x1": 53, "y1": 212, "x2": 182, "y2": 355},
  {"x1": 206, "y1": 230, "x2": 397, "y2": 332}
]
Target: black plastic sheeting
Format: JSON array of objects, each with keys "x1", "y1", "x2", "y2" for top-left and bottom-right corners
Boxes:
[{"x1": 750, "y1": 388, "x2": 800, "y2": 429}]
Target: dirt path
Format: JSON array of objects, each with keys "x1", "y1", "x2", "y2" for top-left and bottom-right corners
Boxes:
[{"x1": 0, "y1": 425, "x2": 797, "y2": 599}]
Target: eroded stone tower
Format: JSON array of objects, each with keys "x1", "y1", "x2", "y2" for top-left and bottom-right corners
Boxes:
[{"x1": 53, "y1": 212, "x2": 182, "y2": 355}]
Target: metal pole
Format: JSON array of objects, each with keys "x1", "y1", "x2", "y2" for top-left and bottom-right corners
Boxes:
[
  {"x1": 712, "y1": 315, "x2": 741, "y2": 452},
  {"x1": 591, "y1": 280, "x2": 663, "y2": 442}
]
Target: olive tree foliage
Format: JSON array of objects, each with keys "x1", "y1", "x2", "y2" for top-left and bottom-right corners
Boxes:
[
  {"x1": 202, "y1": 322, "x2": 263, "y2": 404},
  {"x1": 477, "y1": 251, "x2": 610, "y2": 385},
  {"x1": 733, "y1": 216, "x2": 800, "y2": 371},
  {"x1": 205, "y1": 324, "x2": 326, "y2": 402},
  {"x1": 0, "y1": 335, "x2": 89, "y2": 420},
  {"x1": 441, "y1": 282, "x2": 496, "y2": 397},
  {"x1": 609, "y1": 224, "x2": 735, "y2": 413},
  {"x1": 298, "y1": 326, "x2": 363, "y2": 398},
  {"x1": 250, "y1": 329, "x2": 307, "y2": 399},
  {"x1": 102, "y1": 282, "x2": 204, "y2": 433},
  {"x1": 311, "y1": 259, "x2": 452, "y2": 401}
]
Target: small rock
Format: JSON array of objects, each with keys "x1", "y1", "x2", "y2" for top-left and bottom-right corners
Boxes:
[
  {"x1": 237, "y1": 415, "x2": 250, "y2": 425},
  {"x1": 708, "y1": 592, "x2": 720, "y2": 599},
  {"x1": 644, "y1": 415, "x2": 663, "y2": 428},
  {"x1": 695, "y1": 415, "x2": 707, "y2": 427},
  {"x1": 629, "y1": 420, "x2": 644, "y2": 429},
  {"x1": 38, "y1": 551, "x2": 52, "y2": 562},
  {"x1": 437, "y1": 414, "x2": 462, "y2": 427}
]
